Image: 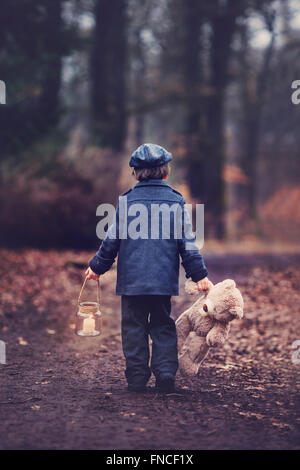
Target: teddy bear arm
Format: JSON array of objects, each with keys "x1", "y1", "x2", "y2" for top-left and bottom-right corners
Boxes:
[{"x1": 206, "y1": 323, "x2": 230, "y2": 348}]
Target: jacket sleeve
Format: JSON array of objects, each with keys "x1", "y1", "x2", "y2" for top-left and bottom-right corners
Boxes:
[
  {"x1": 178, "y1": 204, "x2": 208, "y2": 282},
  {"x1": 89, "y1": 206, "x2": 121, "y2": 275}
]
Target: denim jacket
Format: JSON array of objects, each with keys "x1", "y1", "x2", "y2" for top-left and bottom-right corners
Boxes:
[{"x1": 89, "y1": 179, "x2": 208, "y2": 295}]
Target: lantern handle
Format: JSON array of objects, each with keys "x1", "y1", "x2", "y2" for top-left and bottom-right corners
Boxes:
[{"x1": 78, "y1": 276, "x2": 100, "y2": 305}]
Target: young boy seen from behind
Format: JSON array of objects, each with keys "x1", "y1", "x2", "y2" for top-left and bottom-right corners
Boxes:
[{"x1": 86, "y1": 143, "x2": 210, "y2": 393}]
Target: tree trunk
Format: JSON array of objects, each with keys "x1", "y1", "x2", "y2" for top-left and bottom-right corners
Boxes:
[
  {"x1": 203, "y1": 3, "x2": 240, "y2": 238},
  {"x1": 133, "y1": 28, "x2": 146, "y2": 146},
  {"x1": 182, "y1": 0, "x2": 205, "y2": 200},
  {"x1": 91, "y1": 0, "x2": 127, "y2": 151},
  {"x1": 241, "y1": 20, "x2": 276, "y2": 221},
  {"x1": 38, "y1": 0, "x2": 64, "y2": 128},
  {"x1": 183, "y1": 0, "x2": 245, "y2": 238}
]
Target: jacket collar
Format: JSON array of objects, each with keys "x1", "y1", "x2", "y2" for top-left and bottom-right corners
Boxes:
[{"x1": 135, "y1": 179, "x2": 170, "y2": 188}]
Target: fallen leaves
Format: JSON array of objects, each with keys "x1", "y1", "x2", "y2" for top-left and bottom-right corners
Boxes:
[
  {"x1": 216, "y1": 363, "x2": 240, "y2": 372},
  {"x1": 17, "y1": 337, "x2": 28, "y2": 346},
  {"x1": 0, "y1": 249, "x2": 299, "y2": 450},
  {"x1": 244, "y1": 386, "x2": 265, "y2": 391},
  {"x1": 133, "y1": 427, "x2": 146, "y2": 432},
  {"x1": 271, "y1": 422, "x2": 293, "y2": 430},
  {"x1": 238, "y1": 411, "x2": 265, "y2": 420},
  {"x1": 46, "y1": 329, "x2": 56, "y2": 335}
]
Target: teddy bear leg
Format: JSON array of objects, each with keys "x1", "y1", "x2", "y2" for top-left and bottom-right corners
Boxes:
[
  {"x1": 176, "y1": 312, "x2": 191, "y2": 352},
  {"x1": 179, "y1": 333, "x2": 209, "y2": 377}
]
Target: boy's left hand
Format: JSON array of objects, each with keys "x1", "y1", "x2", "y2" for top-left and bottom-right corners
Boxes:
[{"x1": 85, "y1": 267, "x2": 100, "y2": 281}]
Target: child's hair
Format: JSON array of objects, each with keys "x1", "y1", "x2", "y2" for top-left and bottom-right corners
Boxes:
[{"x1": 133, "y1": 163, "x2": 169, "y2": 181}]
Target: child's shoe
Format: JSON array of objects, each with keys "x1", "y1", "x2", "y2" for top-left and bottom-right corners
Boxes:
[
  {"x1": 155, "y1": 373, "x2": 175, "y2": 393},
  {"x1": 127, "y1": 383, "x2": 147, "y2": 393}
]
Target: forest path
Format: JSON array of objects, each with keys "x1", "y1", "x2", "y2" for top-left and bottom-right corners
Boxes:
[{"x1": 0, "y1": 250, "x2": 299, "y2": 449}]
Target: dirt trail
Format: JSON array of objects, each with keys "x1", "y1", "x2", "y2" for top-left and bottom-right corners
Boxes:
[{"x1": 0, "y1": 250, "x2": 299, "y2": 449}]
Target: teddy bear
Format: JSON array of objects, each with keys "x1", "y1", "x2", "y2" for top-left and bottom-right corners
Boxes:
[{"x1": 176, "y1": 278, "x2": 244, "y2": 376}]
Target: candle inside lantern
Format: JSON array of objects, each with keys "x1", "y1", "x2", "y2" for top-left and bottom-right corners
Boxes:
[{"x1": 82, "y1": 316, "x2": 95, "y2": 335}]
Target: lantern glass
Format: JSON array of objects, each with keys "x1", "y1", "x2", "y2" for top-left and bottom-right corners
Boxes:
[{"x1": 75, "y1": 301, "x2": 102, "y2": 337}]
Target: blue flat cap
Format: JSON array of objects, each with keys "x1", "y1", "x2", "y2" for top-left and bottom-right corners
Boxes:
[{"x1": 129, "y1": 143, "x2": 172, "y2": 168}]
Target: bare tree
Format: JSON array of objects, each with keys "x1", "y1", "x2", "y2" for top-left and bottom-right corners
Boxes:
[
  {"x1": 181, "y1": 0, "x2": 204, "y2": 202},
  {"x1": 240, "y1": 6, "x2": 276, "y2": 222},
  {"x1": 38, "y1": 0, "x2": 65, "y2": 128},
  {"x1": 90, "y1": 0, "x2": 128, "y2": 151},
  {"x1": 182, "y1": 0, "x2": 248, "y2": 237}
]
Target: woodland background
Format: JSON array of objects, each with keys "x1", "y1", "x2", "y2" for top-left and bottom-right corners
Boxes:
[
  {"x1": 0, "y1": 0, "x2": 299, "y2": 248},
  {"x1": 0, "y1": 0, "x2": 300, "y2": 451}
]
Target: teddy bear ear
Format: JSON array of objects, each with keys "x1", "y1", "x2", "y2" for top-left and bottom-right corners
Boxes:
[
  {"x1": 223, "y1": 279, "x2": 236, "y2": 289},
  {"x1": 185, "y1": 279, "x2": 199, "y2": 295}
]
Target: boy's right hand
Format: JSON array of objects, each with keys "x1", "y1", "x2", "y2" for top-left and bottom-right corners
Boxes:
[{"x1": 85, "y1": 267, "x2": 100, "y2": 281}]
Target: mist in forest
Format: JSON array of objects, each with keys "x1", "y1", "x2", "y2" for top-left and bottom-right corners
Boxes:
[{"x1": 0, "y1": 0, "x2": 299, "y2": 248}]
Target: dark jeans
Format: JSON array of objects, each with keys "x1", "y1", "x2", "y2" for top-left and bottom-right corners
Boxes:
[{"x1": 121, "y1": 295, "x2": 178, "y2": 386}]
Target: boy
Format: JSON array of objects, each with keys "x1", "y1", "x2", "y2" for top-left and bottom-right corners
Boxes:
[{"x1": 85, "y1": 143, "x2": 210, "y2": 393}]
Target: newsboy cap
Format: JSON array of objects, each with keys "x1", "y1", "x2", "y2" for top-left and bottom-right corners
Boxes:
[{"x1": 129, "y1": 143, "x2": 173, "y2": 168}]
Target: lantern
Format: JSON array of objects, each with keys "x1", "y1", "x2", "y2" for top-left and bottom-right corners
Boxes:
[{"x1": 75, "y1": 277, "x2": 102, "y2": 337}]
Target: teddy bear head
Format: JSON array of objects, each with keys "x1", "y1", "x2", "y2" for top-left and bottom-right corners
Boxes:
[{"x1": 185, "y1": 278, "x2": 244, "y2": 323}]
